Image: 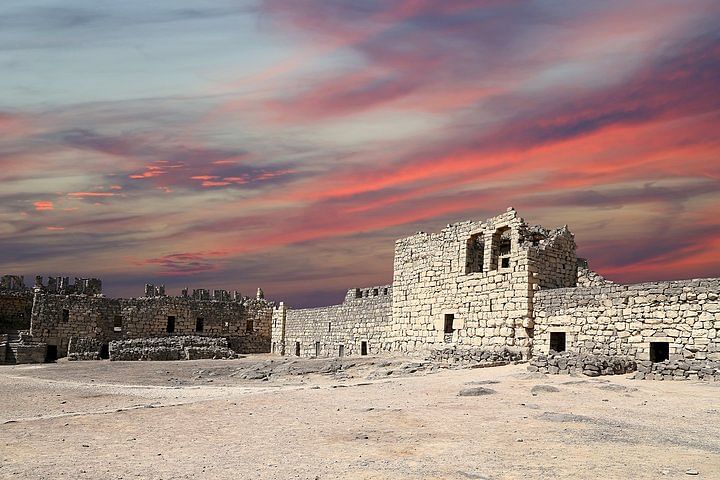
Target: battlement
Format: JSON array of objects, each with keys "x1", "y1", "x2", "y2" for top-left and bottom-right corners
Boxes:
[
  {"x1": 26, "y1": 275, "x2": 103, "y2": 295},
  {"x1": 143, "y1": 283, "x2": 263, "y2": 303},
  {"x1": 344, "y1": 285, "x2": 392, "y2": 303}
]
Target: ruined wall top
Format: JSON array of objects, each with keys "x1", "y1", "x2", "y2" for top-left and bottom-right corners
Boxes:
[
  {"x1": 142, "y1": 282, "x2": 272, "y2": 305},
  {"x1": 21, "y1": 275, "x2": 104, "y2": 296}
]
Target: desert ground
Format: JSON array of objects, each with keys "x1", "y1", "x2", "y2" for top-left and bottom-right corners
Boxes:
[{"x1": 1, "y1": 356, "x2": 719, "y2": 480}]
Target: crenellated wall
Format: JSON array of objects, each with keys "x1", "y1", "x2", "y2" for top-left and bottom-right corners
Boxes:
[{"x1": 273, "y1": 286, "x2": 392, "y2": 357}]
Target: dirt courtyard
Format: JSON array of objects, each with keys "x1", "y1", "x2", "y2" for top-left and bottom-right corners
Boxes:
[{"x1": 1, "y1": 356, "x2": 719, "y2": 479}]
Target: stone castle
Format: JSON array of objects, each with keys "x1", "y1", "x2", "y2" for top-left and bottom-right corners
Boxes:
[{"x1": 2, "y1": 208, "x2": 719, "y2": 380}]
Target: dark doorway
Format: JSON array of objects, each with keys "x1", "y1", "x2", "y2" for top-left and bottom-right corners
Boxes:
[
  {"x1": 295, "y1": 341, "x2": 300, "y2": 356},
  {"x1": 246, "y1": 319, "x2": 254, "y2": 332},
  {"x1": 444, "y1": 314, "x2": 455, "y2": 334},
  {"x1": 100, "y1": 343, "x2": 109, "y2": 359},
  {"x1": 338, "y1": 345, "x2": 345, "y2": 357},
  {"x1": 315, "y1": 341, "x2": 320, "y2": 357},
  {"x1": 166, "y1": 316, "x2": 175, "y2": 333},
  {"x1": 45, "y1": 345, "x2": 58, "y2": 362},
  {"x1": 650, "y1": 342, "x2": 669, "y2": 362},
  {"x1": 195, "y1": 317, "x2": 204, "y2": 333},
  {"x1": 361, "y1": 341, "x2": 368, "y2": 356},
  {"x1": 550, "y1": 332, "x2": 566, "y2": 353}
]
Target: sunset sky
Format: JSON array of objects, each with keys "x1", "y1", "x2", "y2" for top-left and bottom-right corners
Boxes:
[{"x1": 1, "y1": 0, "x2": 719, "y2": 307}]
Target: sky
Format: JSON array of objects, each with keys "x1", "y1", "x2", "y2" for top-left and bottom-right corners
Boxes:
[{"x1": 1, "y1": 0, "x2": 719, "y2": 307}]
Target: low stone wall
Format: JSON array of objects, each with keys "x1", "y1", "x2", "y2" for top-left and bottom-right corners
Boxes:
[
  {"x1": 109, "y1": 336, "x2": 236, "y2": 361},
  {"x1": 425, "y1": 346, "x2": 523, "y2": 366},
  {"x1": 634, "y1": 359, "x2": 720, "y2": 381},
  {"x1": 528, "y1": 351, "x2": 636, "y2": 376},
  {"x1": 67, "y1": 337, "x2": 103, "y2": 361},
  {"x1": 8, "y1": 343, "x2": 46, "y2": 364},
  {"x1": 227, "y1": 335, "x2": 269, "y2": 354}
]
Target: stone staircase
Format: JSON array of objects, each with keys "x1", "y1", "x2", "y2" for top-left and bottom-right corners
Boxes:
[{"x1": 0, "y1": 330, "x2": 47, "y2": 364}]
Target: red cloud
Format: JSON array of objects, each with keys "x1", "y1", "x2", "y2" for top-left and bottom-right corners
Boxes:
[{"x1": 34, "y1": 201, "x2": 54, "y2": 211}]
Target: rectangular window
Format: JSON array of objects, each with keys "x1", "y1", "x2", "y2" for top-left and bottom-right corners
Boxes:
[
  {"x1": 328, "y1": 322, "x2": 332, "y2": 332},
  {"x1": 246, "y1": 319, "x2": 254, "y2": 332},
  {"x1": 166, "y1": 316, "x2": 175, "y2": 333},
  {"x1": 113, "y1": 315, "x2": 122, "y2": 332},
  {"x1": 501, "y1": 257, "x2": 510, "y2": 268},
  {"x1": 465, "y1": 233, "x2": 484, "y2": 273},
  {"x1": 195, "y1": 318, "x2": 204, "y2": 333},
  {"x1": 650, "y1": 342, "x2": 669, "y2": 362},
  {"x1": 295, "y1": 342, "x2": 301, "y2": 356},
  {"x1": 315, "y1": 341, "x2": 320, "y2": 357},
  {"x1": 549, "y1": 332, "x2": 566, "y2": 353},
  {"x1": 361, "y1": 341, "x2": 368, "y2": 356},
  {"x1": 338, "y1": 345, "x2": 345, "y2": 357},
  {"x1": 444, "y1": 314, "x2": 455, "y2": 334},
  {"x1": 62, "y1": 309, "x2": 69, "y2": 323}
]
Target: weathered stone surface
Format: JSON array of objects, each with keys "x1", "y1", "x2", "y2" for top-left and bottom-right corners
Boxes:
[
  {"x1": 458, "y1": 387, "x2": 496, "y2": 396},
  {"x1": 109, "y1": 336, "x2": 236, "y2": 361},
  {"x1": 529, "y1": 351, "x2": 636, "y2": 377}
]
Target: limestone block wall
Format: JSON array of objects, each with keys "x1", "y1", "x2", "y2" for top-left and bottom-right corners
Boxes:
[
  {"x1": 31, "y1": 294, "x2": 273, "y2": 357},
  {"x1": 390, "y1": 208, "x2": 576, "y2": 358},
  {"x1": 533, "y1": 278, "x2": 720, "y2": 362},
  {"x1": 276, "y1": 286, "x2": 392, "y2": 357},
  {"x1": 0, "y1": 291, "x2": 33, "y2": 332}
]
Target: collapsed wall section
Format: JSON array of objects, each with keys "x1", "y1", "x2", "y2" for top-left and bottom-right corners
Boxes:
[
  {"x1": 533, "y1": 278, "x2": 720, "y2": 362},
  {"x1": 274, "y1": 286, "x2": 392, "y2": 357}
]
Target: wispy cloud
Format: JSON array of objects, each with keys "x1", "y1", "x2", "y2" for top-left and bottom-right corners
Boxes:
[{"x1": 1, "y1": 0, "x2": 719, "y2": 305}]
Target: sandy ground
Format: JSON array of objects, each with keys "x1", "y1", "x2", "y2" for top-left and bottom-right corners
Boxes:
[{"x1": 1, "y1": 356, "x2": 719, "y2": 480}]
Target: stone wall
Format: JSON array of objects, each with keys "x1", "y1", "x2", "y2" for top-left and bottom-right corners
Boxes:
[
  {"x1": 275, "y1": 209, "x2": 577, "y2": 361},
  {"x1": 31, "y1": 294, "x2": 273, "y2": 358},
  {"x1": 533, "y1": 278, "x2": 720, "y2": 362},
  {"x1": 109, "y1": 336, "x2": 236, "y2": 361},
  {"x1": 0, "y1": 291, "x2": 33, "y2": 333},
  {"x1": 634, "y1": 359, "x2": 720, "y2": 381},
  {"x1": 67, "y1": 337, "x2": 103, "y2": 361},
  {"x1": 528, "y1": 351, "x2": 636, "y2": 376},
  {"x1": 274, "y1": 286, "x2": 392, "y2": 357},
  {"x1": 390, "y1": 208, "x2": 576, "y2": 358}
]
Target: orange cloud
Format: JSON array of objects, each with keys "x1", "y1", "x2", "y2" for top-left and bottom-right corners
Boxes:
[{"x1": 34, "y1": 201, "x2": 54, "y2": 211}]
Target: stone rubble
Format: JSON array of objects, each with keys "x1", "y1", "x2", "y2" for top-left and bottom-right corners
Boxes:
[{"x1": 528, "y1": 351, "x2": 636, "y2": 377}]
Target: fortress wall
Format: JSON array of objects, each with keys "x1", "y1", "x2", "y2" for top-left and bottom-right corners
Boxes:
[
  {"x1": 533, "y1": 278, "x2": 720, "y2": 362},
  {"x1": 30, "y1": 294, "x2": 273, "y2": 357},
  {"x1": 390, "y1": 209, "x2": 576, "y2": 358},
  {"x1": 277, "y1": 286, "x2": 392, "y2": 358},
  {"x1": 0, "y1": 291, "x2": 33, "y2": 333}
]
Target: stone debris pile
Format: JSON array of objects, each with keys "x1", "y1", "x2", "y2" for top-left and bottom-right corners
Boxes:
[
  {"x1": 109, "y1": 336, "x2": 237, "y2": 361},
  {"x1": 528, "y1": 351, "x2": 636, "y2": 376},
  {"x1": 426, "y1": 347, "x2": 523, "y2": 366},
  {"x1": 634, "y1": 359, "x2": 720, "y2": 381}
]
